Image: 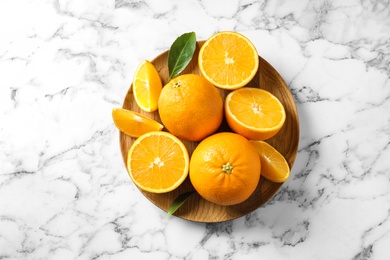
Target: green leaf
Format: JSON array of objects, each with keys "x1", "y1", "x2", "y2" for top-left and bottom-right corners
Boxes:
[
  {"x1": 167, "y1": 191, "x2": 195, "y2": 217},
  {"x1": 168, "y1": 32, "x2": 196, "y2": 80}
]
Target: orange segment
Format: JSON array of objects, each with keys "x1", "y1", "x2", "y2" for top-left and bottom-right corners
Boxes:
[
  {"x1": 127, "y1": 131, "x2": 189, "y2": 193},
  {"x1": 112, "y1": 108, "x2": 163, "y2": 138},
  {"x1": 132, "y1": 60, "x2": 162, "y2": 112},
  {"x1": 250, "y1": 141, "x2": 290, "y2": 183},
  {"x1": 225, "y1": 88, "x2": 286, "y2": 140},
  {"x1": 198, "y1": 31, "x2": 259, "y2": 90}
]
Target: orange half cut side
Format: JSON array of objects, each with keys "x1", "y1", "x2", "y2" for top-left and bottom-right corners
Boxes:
[
  {"x1": 198, "y1": 31, "x2": 259, "y2": 90},
  {"x1": 127, "y1": 131, "x2": 189, "y2": 193},
  {"x1": 225, "y1": 88, "x2": 286, "y2": 140}
]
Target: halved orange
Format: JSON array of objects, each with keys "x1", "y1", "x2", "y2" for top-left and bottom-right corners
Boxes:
[
  {"x1": 127, "y1": 131, "x2": 189, "y2": 193},
  {"x1": 132, "y1": 60, "x2": 162, "y2": 112},
  {"x1": 198, "y1": 31, "x2": 259, "y2": 90},
  {"x1": 112, "y1": 108, "x2": 163, "y2": 138},
  {"x1": 250, "y1": 141, "x2": 290, "y2": 183},
  {"x1": 225, "y1": 88, "x2": 286, "y2": 140}
]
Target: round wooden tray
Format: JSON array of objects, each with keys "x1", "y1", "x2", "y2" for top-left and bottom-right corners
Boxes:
[{"x1": 120, "y1": 41, "x2": 299, "y2": 223}]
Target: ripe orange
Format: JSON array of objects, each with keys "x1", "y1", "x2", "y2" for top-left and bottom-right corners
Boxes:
[
  {"x1": 250, "y1": 141, "x2": 290, "y2": 183},
  {"x1": 198, "y1": 31, "x2": 259, "y2": 90},
  {"x1": 127, "y1": 131, "x2": 189, "y2": 193},
  {"x1": 132, "y1": 60, "x2": 162, "y2": 112},
  {"x1": 225, "y1": 88, "x2": 286, "y2": 140},
  {"x1": 189, "y1": 132, "x2": 261, "y2": 206},
  {"x1": 158, "y1": 74, "x2": 223, "y2": 141},
  {"x1": 112, "y1": 108, "x2": 163, "y2": 138}
]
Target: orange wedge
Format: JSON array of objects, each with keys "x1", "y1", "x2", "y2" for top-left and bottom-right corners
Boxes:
[
  {"x1": 198, "y1": 31, "x2": 259, "y2": 90},
  {"x1": 250, "y1": 141, "x2": 290, "y2": 183},
  {"x1": 112, "y1": 108, "x2": 163, "y2": 138},
  {"x1": 127, "y1": 131, "x2": 189, "y2": 193},
  {"x1": 132, "y1": 60, "x2": 162, "y2": 112},
  {"x1": 225, "y1": 88, "x2": 286, "y2": 140}
]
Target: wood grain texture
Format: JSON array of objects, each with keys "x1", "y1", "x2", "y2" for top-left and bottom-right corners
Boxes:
[{"x1": 120, "y1": 41, "x2": 299, "y2": 223}]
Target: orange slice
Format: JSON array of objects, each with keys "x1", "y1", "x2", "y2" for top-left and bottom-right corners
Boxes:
[
  {"x1": 198, "y1": 31, "x2": 259, "y2": 90},
  {"x1": 250, "y1": 141, "x2": 290, "y2": 183},
  {"x1": 112, "y1": 108, "x2": 163, "y2": 138},
  {"x1": 132, "y1": 60, "x2": 162, "y2": 112},
  {"x1": 127, "y1": 131, "x2": 189, "y2": 193},
  {"x1": 225, "y1": 88, "x2": 286, "y2": 140}
]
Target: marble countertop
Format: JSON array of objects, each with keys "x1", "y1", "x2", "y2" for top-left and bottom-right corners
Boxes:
[{"x1": 1, "y1": 0, "x2": 390, "y2": 259}]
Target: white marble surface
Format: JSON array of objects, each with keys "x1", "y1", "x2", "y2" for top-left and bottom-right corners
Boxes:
[{"x1": 1, "y1": 0, "x2": 390, "y2": 259}]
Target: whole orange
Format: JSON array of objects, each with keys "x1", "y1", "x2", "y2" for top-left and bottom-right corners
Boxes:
[
  {"x1": 158, "y1": 74, "x2": 223, "y2": 141},
  {"x1": 189, "y1": 132, "x2": 261, "y2": 206}
]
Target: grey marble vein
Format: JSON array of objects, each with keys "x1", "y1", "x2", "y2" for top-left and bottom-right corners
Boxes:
[{"x1": 1, "y1": 0, "x2": 390, "y2": 259}]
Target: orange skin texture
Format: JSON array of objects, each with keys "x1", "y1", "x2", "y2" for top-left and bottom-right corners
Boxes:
[
  {"x1": 189, "y1": 132, "x2": 261, "y2": 206},
  {"x1": 158, "y1": 74, "x2": 223, "y2": 141}
]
